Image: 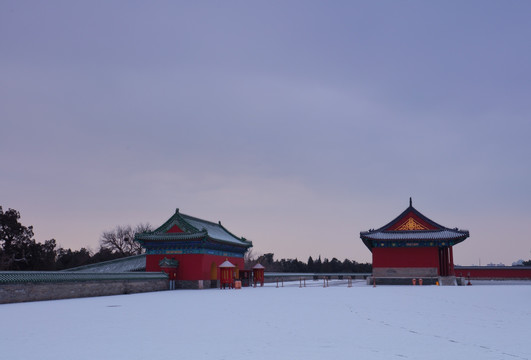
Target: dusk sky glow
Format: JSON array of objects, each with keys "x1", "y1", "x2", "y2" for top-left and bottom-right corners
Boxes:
[{"x1": 2, "y1": 1, "x2": 530, "y2": 265}]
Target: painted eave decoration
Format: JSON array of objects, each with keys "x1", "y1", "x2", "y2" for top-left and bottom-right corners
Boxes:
[
  {"x1": 359, "y1": 198, "x2": 470, "y2": 251},
  {"x1": 158, "y1": 257, "x2": 179, "y2": 268}
]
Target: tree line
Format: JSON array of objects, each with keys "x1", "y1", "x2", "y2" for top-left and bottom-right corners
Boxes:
[
  {"x1": 0, "y1": 205, "x2": 150, "y2": 271},
  {"x1": 246, "y1": 252, "x2": 373, "y2": 273},
  {"x1": 1, "y1": 205, "x2": 372, "y2": 273}
]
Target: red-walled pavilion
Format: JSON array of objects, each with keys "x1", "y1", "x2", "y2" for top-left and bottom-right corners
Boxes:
[
  {"x1": 134, "y1": 209, "x2": 252, "y2": 289},
  {"x1": 360, "y1": 199, "x2": 469, "y2": 285}
]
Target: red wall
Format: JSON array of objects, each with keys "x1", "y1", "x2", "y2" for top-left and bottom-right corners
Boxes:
[
  {"x1": 373, "y1": 247, "x2": 439, "y2": 268},
  {"x1": 455, "y1": 267, "x2": 531, "y2": 279},
  {"x1": 146, "y1": 253, "x2": 245, "y2": 281}
]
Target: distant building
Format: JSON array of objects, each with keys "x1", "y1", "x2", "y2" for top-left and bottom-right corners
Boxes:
[
  {"x1": 360, "y1": 199, "x2": 469, "y2": 285},
  {"x1": 134, "y1": 208, "x2": 253, "y2": 289},
  {"x1": 487, "y1": 263, "x2": 506, "y2": 267}
]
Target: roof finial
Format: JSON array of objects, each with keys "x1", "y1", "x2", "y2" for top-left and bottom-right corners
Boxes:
[
  {"x1": 176, "y1": 208, "x2": 179, "y2": 213},
  {"x1": 409, "y1": 197, "x2": 412, "y2": 207}
]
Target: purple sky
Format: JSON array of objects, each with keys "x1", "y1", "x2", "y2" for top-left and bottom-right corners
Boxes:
[{"x1": 2, "y1": 1, "x2": 530, "y2": 265}]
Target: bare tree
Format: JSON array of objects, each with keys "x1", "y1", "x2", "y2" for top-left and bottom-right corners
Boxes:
[
  {"x1": 99, "y1": 223, "x2": 152, "y2": 256},
  {"x1": 244, "y1": 248, "x2": 258, "y2": 268}
]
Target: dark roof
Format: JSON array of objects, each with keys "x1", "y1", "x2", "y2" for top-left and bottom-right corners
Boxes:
[
  {"x1": 363, "y1": 229, "x2": 469, "y2": 241},
  {"x1": 135, "y1": 208, "x2": 252, "y2": 248},
  {"x1": 360, "y1": 199, "x2": 469, "y2": 250}
]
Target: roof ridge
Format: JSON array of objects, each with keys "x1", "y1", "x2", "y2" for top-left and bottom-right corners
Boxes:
[
  {"x1": 372, "y1": 204, "x2": 450, "y2": 232},
  {"x1": 180, "y1": 213, "x2": 220, "y2": 227},
  {"x1": 150, "y1": 210, "x2": 200, "y2": 234},
  {"x1": 180, "y1": 213, "x2": 251, "y2": 243}
]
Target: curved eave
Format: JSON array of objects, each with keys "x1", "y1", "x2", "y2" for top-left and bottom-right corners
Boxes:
[
  {"x1": 360, "y1": 230, "x2": 469, "y2": 250},
  {"x1": 134, "y1": 231, "x2": 207, "y2": 243},
  {"x1": 216, "y1": 222, "x2": 253, "y2": 248},
  {"x1": 208, "y1": 236, "x2": 253, "y2": 249},
  {"x1": 361, "y1": 230, "x2": 469, "y2": 240},
  {"x1": 135, "y1": 233, "x2": 252, "y2": 249}
]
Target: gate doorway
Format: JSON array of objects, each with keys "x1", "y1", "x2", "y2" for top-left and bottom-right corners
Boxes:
[{"x1": 210, "y1": 262, "x2": 218, "y2": 280}]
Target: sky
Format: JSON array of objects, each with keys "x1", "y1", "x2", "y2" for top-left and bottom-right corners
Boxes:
[{"x1": 1, "y1": 1, "x2": 530, "y2": 266}]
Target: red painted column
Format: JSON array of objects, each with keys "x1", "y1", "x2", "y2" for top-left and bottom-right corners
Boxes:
[
  {"x1": 441, "y1": 247, "x2": 448, "y2": 276},
  {"x1": 449, "y1": 246, "x2": 455, "y2": 276},
  {"x1": 438, "y1": 248, "x2": 442, "y2": 276},
  {"x1": 442, "y1": 248, "x2": 446, "y2": 276},
  {"x1": 445, "y1": 247, "x2": 450, "y2": 276},
  {"x1": 446, "y1": 247, "x2": 450, "y2": 276}
]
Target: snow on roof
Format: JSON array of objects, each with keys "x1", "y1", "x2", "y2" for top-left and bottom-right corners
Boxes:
[
  {"x1": 64, "y1": 254, "x2": 146, "y2": 273},
  {"x1": 219, "y1": 260, "x2": 235, "y2": 268},
  {"x1": 361, "y1": 229, "x2": 468, "y2": 241},
  {"x1": 181, "y1": 214, "x2": 246, "y2": 245}
]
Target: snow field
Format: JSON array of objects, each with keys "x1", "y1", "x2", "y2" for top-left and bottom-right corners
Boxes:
[{"x1": 1, "y1": 281, "x2": 530, "y2": 360}]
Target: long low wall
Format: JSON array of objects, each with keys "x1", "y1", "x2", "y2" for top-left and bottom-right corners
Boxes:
[
  {"x1": 455, "y1": 266, "x2": 531, "y2": 279},
  {"x1": 264, "y1": 272, "x2": 371, "y2": 279},
  {"x1": 0, "y1": 272, "x2": 169, "y2": 304}
]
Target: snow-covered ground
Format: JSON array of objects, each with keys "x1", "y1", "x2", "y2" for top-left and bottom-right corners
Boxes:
[{"x1": 1, "y1": 280, "x2": 530, "y2": 360}]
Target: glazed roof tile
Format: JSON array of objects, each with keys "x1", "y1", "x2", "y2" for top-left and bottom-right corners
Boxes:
[
  {"x1": 181, "y1": 214, "x2": 246, "y2": 245},
  {"x1": 360, "y1": 199, "x2": 470, "y2": 249},
  {"x1": 135, "y1": 209, "x2": 252, "y2": 248},
  {"x1": 361, "y1": 229, "x2": 468, "y2": 241}
]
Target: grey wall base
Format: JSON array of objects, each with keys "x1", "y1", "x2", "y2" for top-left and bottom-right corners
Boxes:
[
  {"x1": 175, "y1": 280, "x2": 218, "y2": 289},
  {"x1": 367, "y1": 277, "x2": 438, "y2": 286},
  {"x1": 0, "y1": 279, "x2": 168, "y2": 304},
  {"x1": 373, "y1": 267, "x2": 438, "y2": 277}
]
